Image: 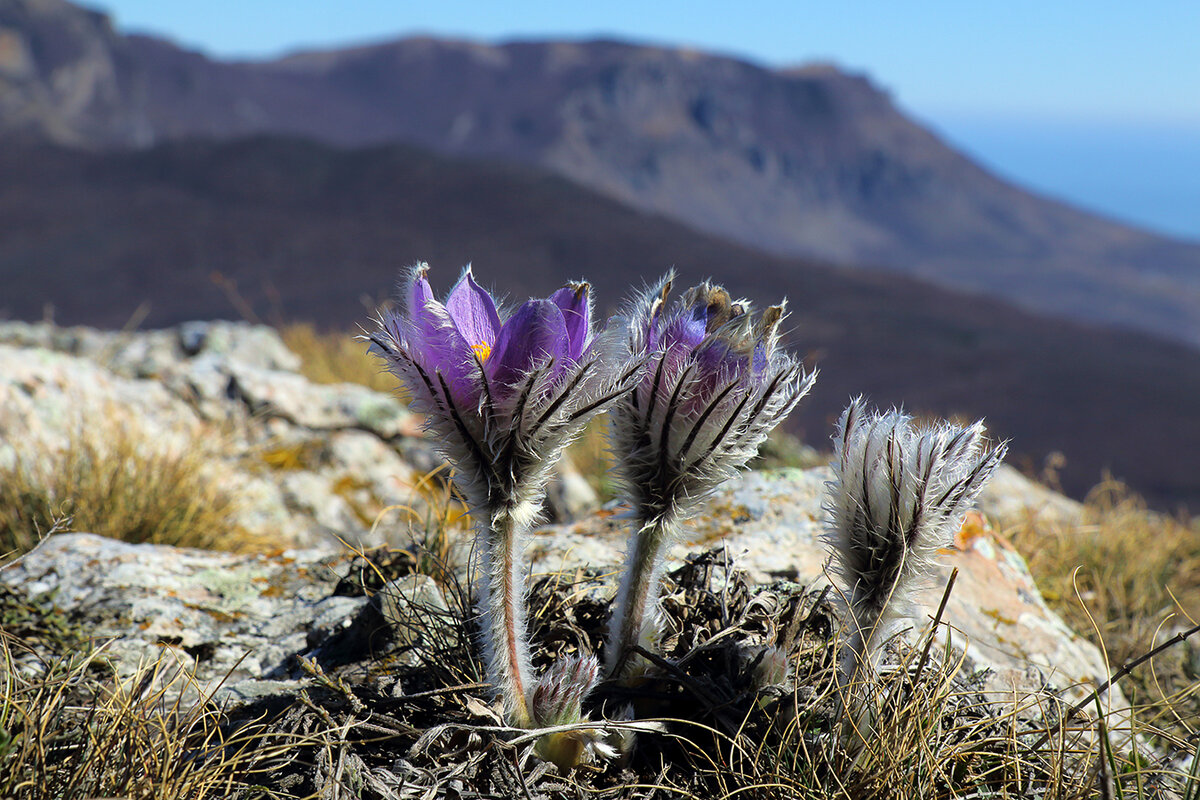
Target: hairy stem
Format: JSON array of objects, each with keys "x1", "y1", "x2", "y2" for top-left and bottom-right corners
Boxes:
[
  {"x1": 607, "y1": 515, "x2": 679, "y2": 680},
  {"x1": 480, "y1": 508, "x2": 534, "y2": 726}
]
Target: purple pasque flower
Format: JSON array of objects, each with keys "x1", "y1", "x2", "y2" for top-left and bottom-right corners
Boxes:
[
  {"x1": 611, "y1": 273, "x2": 815, "y2": 524},
  {"x1": 372, "y1": 264, "x2": 611, "y2": 508},
  {"x1": 370, "y1": 263, "x2": 635, "y2": 729},
  {"x1": 606, "y1": 273, "x2": 815, "y2": 680},
  {"x1": 390, "y1": 264, "x2": 591, "y2": 414}
]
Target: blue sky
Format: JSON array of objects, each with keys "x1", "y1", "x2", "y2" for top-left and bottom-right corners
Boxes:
[{"x1": 94, "y1": 0, "x2": 1200, "y2": 240}]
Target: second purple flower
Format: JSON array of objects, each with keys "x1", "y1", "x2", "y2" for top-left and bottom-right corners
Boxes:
[{"x1": 606, "y1": 273, "x2": 816, "y2": 680}]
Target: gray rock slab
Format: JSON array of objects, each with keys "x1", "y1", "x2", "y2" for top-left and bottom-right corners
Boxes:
[
  {"x1": 1, "y1": 533, "x2": 359, "y2": 700},
  {"x1": 0, "y1": 344, "x2": 207, "y2": 454},
  {"x1": 529, "y1": 468, "x2": 1124, "y2": 708}
]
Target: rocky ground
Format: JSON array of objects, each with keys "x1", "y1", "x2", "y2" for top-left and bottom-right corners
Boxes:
[
  {"x1": 1, "y1": 320, "x2": 1175, "y2": 797},
  {"x1": 0, "y1": 320, "x2": 598, "y2": 550}
]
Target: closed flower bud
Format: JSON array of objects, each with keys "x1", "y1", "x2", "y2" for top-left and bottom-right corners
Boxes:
[
  {"x1": 606, "y1": 273, "x2": 815, "y2": 680},
  {"x1": 823, "y1": 398, "x2": 1007, "y2": 702}
]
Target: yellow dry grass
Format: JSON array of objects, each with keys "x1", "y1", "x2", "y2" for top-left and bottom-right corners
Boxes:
[
  {"x1": 0, "y1": 415, "x2": 256, "y2": 561},
  {"x1": 1011, "y1": 480, "x2": 1200, "y2": 647},
  {"x1": 1007, "y1": 477, "x2": 1200, "y2": 751},
  {"x1": 280, "y1": 322, "x2": 400, "y2": 394},
  {"x1": 0, "y1": 629, "x2": 293, "y2": 799}
]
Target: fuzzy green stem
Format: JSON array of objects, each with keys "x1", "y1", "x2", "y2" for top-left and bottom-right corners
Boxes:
[
  {"x1": 481, "y1": 508, "x2": 534, "y2": 726},
  {"x1": 607, "y1": 515, "x2": 678, "y2": 680},
  {"x1": 836, "y1": 624, "x2": 869, "y2": 730}
]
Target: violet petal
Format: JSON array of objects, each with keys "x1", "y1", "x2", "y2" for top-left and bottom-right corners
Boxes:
[
  {"x1": 662, "y1": 307, "x2": 707, "y2": 351},
  {"x1": 404, "y1": 266, "x2": 478, "y2": 407},
  {"x1": 549, "y1": 282, "x2": 591, "y2": 361},
  {"x1": 407, "y1": 265, "x2": 438, "y2": 321},
  {"x1": 446, "y1": 267, "x2": 502, "y2": 359},
  {"x1": 488, "y1": 299, "x2": 570, "y2": 389},
  {"x1": 752, "y1": 341, "x2": 768, "y2": 373}
]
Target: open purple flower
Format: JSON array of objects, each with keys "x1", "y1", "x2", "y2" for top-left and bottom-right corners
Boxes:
[
  {"x1": 606, "y1": 273, "x2": 816, "y2": 679},
  {"x1": 385, "y1": 266, "x2": 591, "y2": 413},
  {"x1": 370, "y1": 264, "x2": 636, "y2": 728}
]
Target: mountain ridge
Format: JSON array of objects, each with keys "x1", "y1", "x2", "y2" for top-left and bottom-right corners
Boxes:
[
  {"x1": 3, "y1": 0, "x2": 1200, "y2": 346},
  {"x1": 3, "y1": 135, "x2": 1200, "y2": 511}
]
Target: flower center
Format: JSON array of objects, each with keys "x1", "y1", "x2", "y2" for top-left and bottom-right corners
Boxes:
[{"x1": 472, "y1": 341, "x2": 492, "y2": 362}]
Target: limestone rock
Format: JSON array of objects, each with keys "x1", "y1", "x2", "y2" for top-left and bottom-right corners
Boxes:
[
  {"x1": 529, "y1": 468, "x2": 1123, "y2": 707},
  {"x1": 0, "y1": 319, "x2": 301, "y2": 377},
  {"x1": 0, "y1": 343, "x2": 207, "y2": 462},
  {"x1": 0, "y1": 533, "x2": 360, "y2": 701},
  {"x1": 0, "y1": 322, "x2": 437, "y2": 548}
]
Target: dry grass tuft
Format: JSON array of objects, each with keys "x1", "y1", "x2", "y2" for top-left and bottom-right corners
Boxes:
[
  {"x1": 0, "y1": 415, "x2": 255, "y2": 561},
  {"x1": 0, "y1": 629, "x2": 292, "y2": 799},
  {"x1": 1012, "y1": 479, "x2": 1200, "y2": 650},
  {"x1": 280, "y1": 322, "x2": 400, "y2": 394},
  {"x1": 1009, "y1": 478, "x2": 1200, "y2": 749}
]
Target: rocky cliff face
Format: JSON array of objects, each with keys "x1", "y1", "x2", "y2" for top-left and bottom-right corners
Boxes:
[{"x1": 0, "y1": 0, "x2": 151, "y2": 145}]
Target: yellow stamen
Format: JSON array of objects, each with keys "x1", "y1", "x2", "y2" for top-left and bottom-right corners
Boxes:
[{"x1": 472, "y1": 341, "x2": 492, "y2": 362}]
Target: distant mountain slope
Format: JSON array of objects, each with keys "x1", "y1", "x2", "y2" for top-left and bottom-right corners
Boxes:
[
  {"x1": 3, "y1": 136, "x2": 1200, "y2": 512},
  {"x1": 3, "y1": 0, "x2": 1200, "y2": 346}
]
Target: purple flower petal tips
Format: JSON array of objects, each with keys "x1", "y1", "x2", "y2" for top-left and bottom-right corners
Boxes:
[
  {"x1": 372, "y1": 264, "x2": 625, "y2": 508},
  {"x1": 407, "y1": 263, "x2": 436, "y2": 315},
  {"x1": 613, "y1": 277, "x2": 814, "y2": 515},
  {"x1": 401, "y1": 265, "x2": 477, "y2": 408},
  {"x1": 487, "y1": 299, "x2": 570, "y2": 390},
  {"x1": 606, "y1": 275, "x2": 815, "y2": 679},
  {"x1": 550, "y1": 281, "x2": 592, "y2": 361},
  {"x1": 446, "y1": 266, "x2": 502, "y2": 361}
]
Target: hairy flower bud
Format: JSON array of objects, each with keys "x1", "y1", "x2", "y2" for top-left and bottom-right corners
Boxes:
[
  {"x1": 823, "y1": 398, "x2": 1007, "y2": 696},
  {"x1": 606, "y1": 273, "x2": 815, "y2": 679}
]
